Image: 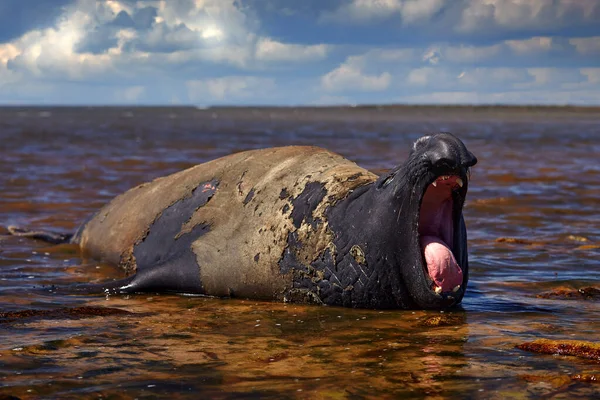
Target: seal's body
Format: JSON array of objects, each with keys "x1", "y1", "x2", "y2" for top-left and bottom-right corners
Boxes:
[{"x1": 9, "y1": 133, "x2": 477, "y2": 309}]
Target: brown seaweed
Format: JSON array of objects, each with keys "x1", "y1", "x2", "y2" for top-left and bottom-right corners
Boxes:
[
  {"x1": 517, "y1": 339, "x2": 600, "y2": 362},
  {"x1": 0, "y1": 306, "x2": 130, "y2": 324},
  {"x1": 537, "y1": 287, "x2": 600, "y2": 300}
]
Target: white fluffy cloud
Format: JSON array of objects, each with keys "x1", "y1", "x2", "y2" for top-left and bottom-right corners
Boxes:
[
  {"x1": 255, "y1": 38, "x2": 329, "y2": 62},
  {"x1": 1, "y1": 3, "x2": 115, "y2": 80},
  {"x1": 320, "y1": 49, "x2": 416, "y2": 92},
  {"x1": 0, "y1": 0, "x2": 331, "y2": 89},
  {"x1": 322, "y1": 64, "x2": 391, "y2": 92}
]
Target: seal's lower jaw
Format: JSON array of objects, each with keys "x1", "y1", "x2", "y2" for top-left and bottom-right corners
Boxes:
[{"x1": 417, "y1": 174, "x2": 467, "y2": 303}]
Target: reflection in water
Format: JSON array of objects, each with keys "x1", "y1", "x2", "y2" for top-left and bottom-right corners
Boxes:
[{"x1": 1, "y1": 106, "x2": 599, "y2": 398}]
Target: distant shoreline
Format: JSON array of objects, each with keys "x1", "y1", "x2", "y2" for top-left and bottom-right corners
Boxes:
[
  {"x1": 1, "y1": 104, "x2": 598, "y2": 122},
  {"x1": 1, "y1": 104, "x2": 599, "y2": 111}
]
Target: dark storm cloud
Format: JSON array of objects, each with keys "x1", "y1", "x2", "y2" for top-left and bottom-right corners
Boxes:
[{"x1": 0, "y1": 0, "x2": 73, "y2": 43}]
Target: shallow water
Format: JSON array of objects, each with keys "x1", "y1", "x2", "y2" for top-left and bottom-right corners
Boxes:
[{"x1": 1, "y1": 106, "x2": 599, "y2": 399}]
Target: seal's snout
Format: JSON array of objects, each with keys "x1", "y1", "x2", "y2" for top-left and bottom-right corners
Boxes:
[
  {"x1": 465, "y1": 151, "x2": 478, "y2": 168},
  {"x1": 428, "y1": 140, "x2": 459, "y2": 171},
  {"x1": 419, "y1": 133, "x2": 476, "y2": 172}
]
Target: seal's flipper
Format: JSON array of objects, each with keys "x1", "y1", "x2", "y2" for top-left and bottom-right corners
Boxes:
[
  {"x1": 33, "y1": 276, "x2": 137, "y2": 296},
  {"x1": 7, "y1": 225, "x2": 73, "y2": 244},
  {"x1": 118, "y1": 255, "x2": 206, "y2": 294},
  {"x1": 119, "y1": 180, "x2": 217, "y2": 294},
  {"x1": 65, "y1": 276, "x2": 137, "y2": 294}
]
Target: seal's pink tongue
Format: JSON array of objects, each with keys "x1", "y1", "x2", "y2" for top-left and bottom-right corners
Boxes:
[{"x1": 420, "y1": 236, "x2": 463, "y2": 292}]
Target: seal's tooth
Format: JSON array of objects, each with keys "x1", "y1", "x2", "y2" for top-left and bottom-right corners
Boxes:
[
  {"x1": 456, "y1": 178, "x2": 464, "y2": 188},
  {"x1": 453, "y1": 285, "x2": 461, "y2": 292},
  {"x1": 432, "y1": 181, "x2": 437, "y2": 187},
  {"x1": 434, "y1": 286, "x2": 442, "y2": 294}
]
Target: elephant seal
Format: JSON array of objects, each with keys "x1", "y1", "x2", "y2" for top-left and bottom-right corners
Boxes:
[{"x1": 8, "y1": 133, "x2": 477, "y2": 309}]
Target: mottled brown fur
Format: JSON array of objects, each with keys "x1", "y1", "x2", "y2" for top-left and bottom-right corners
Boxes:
[{"x1": 78, "y1": 146, "x2": 376, "y2": 299}]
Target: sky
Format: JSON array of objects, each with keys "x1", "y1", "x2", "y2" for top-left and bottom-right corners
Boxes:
[{"x1": 0, "y1": 0, "x2": 599, "y2": 106}]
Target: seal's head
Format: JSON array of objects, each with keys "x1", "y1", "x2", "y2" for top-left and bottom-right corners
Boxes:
[{"x1": 376, "y1": 132, "x2": 477, "y2": 309}]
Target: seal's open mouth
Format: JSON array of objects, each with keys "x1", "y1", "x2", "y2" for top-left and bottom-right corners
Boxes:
[{"x1": 418, "y1": 174, "x2": 465, "y2": 295}]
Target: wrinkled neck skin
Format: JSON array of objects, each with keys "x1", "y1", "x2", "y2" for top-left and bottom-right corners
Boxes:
[{"x1": 327, "y1": 154, "x2": 468, "y2": 309}]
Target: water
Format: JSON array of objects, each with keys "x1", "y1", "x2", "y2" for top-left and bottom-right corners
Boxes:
[{"x1": 1, "y1": 106, "x2": 599, "y2": 398}]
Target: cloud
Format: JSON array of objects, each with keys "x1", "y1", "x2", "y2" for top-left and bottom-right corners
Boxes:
[
  {"x1": 320, "y1": 50, "x2": 404, "y2": 92},
  {"x1": 320, "y1": 0, "x2": 403, "y2": 24},
  {"x1": 322, "y1": 64, "x2": 391, "y2": 92},
  {"x1": 320, "y1": 48, "x2": 419, "y2": 93},
  {"x1": 400, "y1": 66, "x2": 600, "y2": 102},
  {"x1": 320, "y1": 0, "x2": 445, "y2": 24},
  {"x1": 458, "y1": 68, "x2": 530, "y2": 87},
  {"x1": 407, "y1": 67, "x2": 437, "y2": 85},
  {"x1": 0, "y1": 0, "x2": 333, "y2": 87},
  {"x1": 319, "y1": 0, "x2": 600, "y2": 40},
  {"x1": 520, "y1": 68, "x2": 585, "y2": 88},
  {"x1": 398, "y1": 89, "x2": 600, "y2": 105},
  {"x1": 115, "y1": 85, "x2": 146, "y2": 102},
  {"x1": 505, "y1": 36, "x2": 554, "y2": 53},
  {"x1": 417, "y1": 38, "x2": 586, "y2": 67},
  {"x1": 459, "y1": 0, "x2": 600, "y2": 32},
  {"x1": 3, "y1": 4, "x2": 115, "y2": 80},
  {"x1": 187, "y1": 76, "x2": 276, "y2": 102},
  {"x1": 581, "y1": 68, "x2": 600, "y2": 84},
  {"x1": 255, "y1": 38, "x2": 329, "y2": 62},
  {"x1": 570, "y1": 36, "x2": 600, "y2": 55},
  {"x1": 443, "y1": 44, "x2": 504, "y2": 63},
  {"x1": 422, "y1": 47, "x2": 441, "y2": 65},
  {"x1": 401, "y1": 0, "x2": 446, "y2": 23},
  {"x1": 405, "y1": 66, "x2": 592, "y2": 92}
]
